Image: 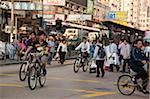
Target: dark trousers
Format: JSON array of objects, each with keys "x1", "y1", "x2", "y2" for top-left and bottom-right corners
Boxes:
[
  {"x1": 131, "y1": 66, "x2": 149, "y2": 90},
  {"x1": 122, "y1": 59, "x2": 130, "y2": 72},
  {"x1": 109, "y1": 64, "x2": 120, "y2": 72},
  {"x1": 59, "y1": 52, "x2": 66, "y2": 64},
  {"x1": 119, "y1": 55, "x2": 123, "y2": 65},
  {"x1": 96, "y1": 60, "x2": 105, "y2": 77}
]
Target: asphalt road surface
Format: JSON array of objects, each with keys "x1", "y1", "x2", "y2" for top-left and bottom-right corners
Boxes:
[{"x1": 0, "y1": 62, "x2": 149, "y2": 99}]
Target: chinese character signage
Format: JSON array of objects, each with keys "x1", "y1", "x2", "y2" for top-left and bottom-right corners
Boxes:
[{"x1": 87, "y1": 0, "x2": 94, "y2": 14}]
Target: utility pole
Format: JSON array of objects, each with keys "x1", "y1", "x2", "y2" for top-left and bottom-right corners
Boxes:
[
  {"x1": 10, "y1": 0, "x2": 14, "y2": 42},
  {"x1": 42, "y1": 0, "x2": 44, "y2": 28}
]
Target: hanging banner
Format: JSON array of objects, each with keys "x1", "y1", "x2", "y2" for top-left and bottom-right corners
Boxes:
[
  {"x1": 43, "y1": 0, "x2": 66, "y2": 6},
  {"x1": 87, "y1": 0, "x2": 94, "y2": 14}
]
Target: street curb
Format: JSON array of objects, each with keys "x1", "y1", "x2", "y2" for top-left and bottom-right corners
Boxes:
[{"x1": 0, "y1": 59, "x2": 75, "y2": 66}]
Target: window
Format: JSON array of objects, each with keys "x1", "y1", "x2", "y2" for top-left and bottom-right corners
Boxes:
[{"x1": 147, "y1": 6, "x2": 150, "y2": 17}]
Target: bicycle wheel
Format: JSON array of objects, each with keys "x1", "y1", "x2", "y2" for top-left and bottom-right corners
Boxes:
[
  {"x1": 82, "y1": 61, "x2": 88, "y2": 72},
  {"x1": 39, "y1": 67, "x2": 46, "y2": 87},
  {"x1": 117, "y1": 74, "x2": 136, "y2": 96},
  {"x1": 28, "y1": 66, "x2": 37, "y2": 90},
  {"x1": 19, "y1": 63, "x2": 28, "y2": 81},
  {"x1": 73, "y1": 58, "x2": 80, "y2": 73}
]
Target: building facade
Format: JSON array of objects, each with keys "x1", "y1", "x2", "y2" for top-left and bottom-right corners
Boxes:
[{"x1": 112, "y1": 0, "x2": 150, "y2": 31}]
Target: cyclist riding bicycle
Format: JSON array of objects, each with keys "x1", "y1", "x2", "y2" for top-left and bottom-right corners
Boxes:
[
  {"x1": 75, "y1": 37, "x2": 90, "y2": 64},
  {"x1": 130, "y1": 39, "x2": 149, "y2": 94},
  {"x1": 22, "y1": 31, "x2": 37, "y2": 59},
  {"x1": 32, "y1": 31, "x2": 49, "y2": 76}
]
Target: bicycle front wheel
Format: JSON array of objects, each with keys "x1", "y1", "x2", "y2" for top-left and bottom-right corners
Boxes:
[
  {"x1": 73, "y1": 58, "x2": 80, "y2": 73},
  {"x1": 28, "y1": 66, "x2": 37, "y2": 90},
  {"x1": 117, "y1": 74, "x2": 136, "y2": 96},
  {"x1": 19, "y1": 63, "x2": 28, "y2": 81},
  {"x1": 39, "y1": 67, "x2": 46, "y2": 87},
  {"x1": 82, "y1": 61, "x2": 88, "y2": 72}
]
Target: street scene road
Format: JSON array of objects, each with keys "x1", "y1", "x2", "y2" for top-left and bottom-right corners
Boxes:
[
  {"x1": 0, "y1": 61, "x2": 149, "y2": 99},
  {"x1": 0, "y1": 0, "x2": 150, "y2": 99}
]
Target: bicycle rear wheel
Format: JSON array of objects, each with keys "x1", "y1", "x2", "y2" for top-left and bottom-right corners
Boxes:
[
  {"x1": 39, "y1": 67, "x2": 46, "y2": 87},
  {"x1": 19, "y1": 63, "x2": 28, "y2": 81},
  {"x1": 117, "y1": 74, "x2": 136, "y2": 96},
  {"x1": 73, "y1": 58, "x2": 80, "y2": 73},
  {"x1": 28, "y1": 66, "x2": 37, "y2": 90}
]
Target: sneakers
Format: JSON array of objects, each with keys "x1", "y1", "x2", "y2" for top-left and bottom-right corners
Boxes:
[
  {"x1": 101, "y1": 73, "x2": 105, "y2": 78},
  {"x1": 142, "y1": 90, "x2": 149, "y2": 94}
]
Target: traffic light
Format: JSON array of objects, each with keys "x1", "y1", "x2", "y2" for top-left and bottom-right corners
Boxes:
[
  {"x1": 37, "y1": 17, "x2": 43, "y2": 27},
  {"x1": 56, "y1": 19, "x2": 62, "y2": 31}
]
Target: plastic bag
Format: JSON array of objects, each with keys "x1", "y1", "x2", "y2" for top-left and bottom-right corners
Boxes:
[{"x1": 90, "y1": 61, "x2": 97, "y2": 68}]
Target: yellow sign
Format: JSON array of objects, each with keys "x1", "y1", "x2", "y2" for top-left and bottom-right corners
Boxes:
[
  {"x1": 107, "y1": 11, "x2": 128, "y2": 26},
  {"x1": 112, "y1": 20, "x2": 128, "y2": 26}
]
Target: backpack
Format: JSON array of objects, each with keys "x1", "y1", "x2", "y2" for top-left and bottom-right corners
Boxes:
[{"x1": 97, "y1": 45, "x2": 106, "y2": 58}]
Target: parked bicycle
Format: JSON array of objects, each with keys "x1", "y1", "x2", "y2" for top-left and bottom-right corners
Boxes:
[
  {"x1": 73, "y1": 51, "x2": 89, "y2": 73},
  {"x1": 28, "y1": 53, "x2": 46, "y2": 90}
]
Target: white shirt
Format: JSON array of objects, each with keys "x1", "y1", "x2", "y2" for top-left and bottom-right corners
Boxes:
[
  {"x1": 75, "y1": 42, "x2": 90, "y2": 53},
  {"x1": 57, "y1": 43, "x2": 67, "y2": 53},
  {"x1": 109, "y1": 43, "x2": 118, "y2": 54},
  {"x1": 123, "y1": 44, "x2": 131, "y2": 59},
  {"x1": 93, "y1": 44, "x2": 105, "y2": 60},
  {"x1": 118, "y1": 42, "x2": 126, "y2": 56}
]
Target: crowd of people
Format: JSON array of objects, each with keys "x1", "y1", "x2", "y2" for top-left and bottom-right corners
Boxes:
[
  {"x1": 75, "y1": 37, "x2": 149, "y2": 94},
  {"x1": 3, "y1": 30, "x2": 149, "y2": 94}
]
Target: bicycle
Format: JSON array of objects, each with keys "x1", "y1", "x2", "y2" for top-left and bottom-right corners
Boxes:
[
  {"x1": 19, "y1": 53, "x2": 33, "y2": 81},
  {"x1": 73, "y1": 51, "x2": 89, "y2": 73},
  {"x1": 28, "y1": 53, "x2": 46, "y2": 90},
  {"x1": 117, "y1": 68, "x2": 149, "y2": 96}
]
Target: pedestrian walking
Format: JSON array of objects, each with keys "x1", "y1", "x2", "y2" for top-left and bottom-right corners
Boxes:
[
  {"x1": 107, "y1": 39, "x2": 120, "y2": 72},
  {"x1": 122, "y1": 40, "x2": 131, "y2": 73},
  {"x1": 93, "y1": 40, "x2": 106, "y2": 78},
  {"x1": 57, "y1": 40, "x2": 67, "y2": 64},
  {"x1": 48, "y1": 36, "x2": 55, "y2": 64}
]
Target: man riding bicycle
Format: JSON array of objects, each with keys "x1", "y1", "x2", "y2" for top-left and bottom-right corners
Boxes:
[
  {"x1": 32, "y1": 31, "x2": 49, "y2": 76},
  {"x1": 75, "y1": 37, "x2": 90, "y2": 65},
  {"x1": 22, "y1": 31, "x2": 36, "y2": 59},
  {"x1": 130, "y1": 39, "x2": 149, "y2": 94}
]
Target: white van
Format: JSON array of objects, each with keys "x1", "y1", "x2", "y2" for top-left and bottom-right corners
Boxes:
[
  {"x1": 63, "y1": 29, "x2": 78, "y2": 39},
  {"x1": 88, "y1": 32, "x2": 99, "y2": 41}
]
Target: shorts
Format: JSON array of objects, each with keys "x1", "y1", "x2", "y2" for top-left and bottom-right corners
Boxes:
[{"x1": 41, "y1": 55, "x2": 48, "y2": 63}]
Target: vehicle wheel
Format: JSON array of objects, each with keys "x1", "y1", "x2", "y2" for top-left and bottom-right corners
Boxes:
[
  {"x1": 28, "y1": 66, "x2": 37, "y2": 90},
  {"x1": 117, "y1": 75, "x2": 136, "y2": 96},
  {"x1": 83, "y1": 61, "x2": 88, "y2": 72},
  {"x1": 73, "y1": 58, "x2": 80, "y2": 73},
  {"x1": 39, "y1": 67, "x2": 46, "y2": 87},
  {"x1": 19, "y1": 63, "x2": 28, "y2": 81}
]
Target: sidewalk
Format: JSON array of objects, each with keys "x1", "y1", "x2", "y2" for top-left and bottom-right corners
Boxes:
[{"x1": 0, "y1": 58, "x2": 75, "y2": 66}]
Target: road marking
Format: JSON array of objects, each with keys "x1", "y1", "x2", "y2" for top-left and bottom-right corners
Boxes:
[
  {"x1": 48, "y1": 77, "x2": 100, "y2": 83},
  {"x1": 0, "y1": 84, "x2": 23, "y2": 88},
  {"x1": 48, "y1": 87, "x2": 117, "y2": 97},
  {"x1": 0, "y1": 74, "x2": 17, "y2": 77},
  {"x1": 83, "y1": 91, "x2": 117, "y2": 97}
]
